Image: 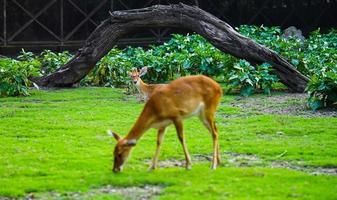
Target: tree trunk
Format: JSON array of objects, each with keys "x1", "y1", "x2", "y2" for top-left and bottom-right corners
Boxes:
[{"x1": 32, "y1": 3, "x2": 309, "y2": 92}]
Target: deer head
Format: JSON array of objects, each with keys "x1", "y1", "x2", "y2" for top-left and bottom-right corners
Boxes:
[
  {"x1": 128, "y1": 67, "x2": 148, "y2": 84},
  {"x1": 108, "y1": 130, "x2": 137, "y2": 173}
]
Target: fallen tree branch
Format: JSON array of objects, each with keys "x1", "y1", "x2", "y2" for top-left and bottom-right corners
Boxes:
[{"x1": 32, "y1": 3, "x2": 309, "y2": 92}]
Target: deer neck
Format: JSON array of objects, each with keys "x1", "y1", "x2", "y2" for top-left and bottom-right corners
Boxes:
[
  {"x1": 136, "y1": 78, "x2": 150, "y2": 94},
  {"x1": 124, "y1": 105, "x2": 154, "y2": 141}
]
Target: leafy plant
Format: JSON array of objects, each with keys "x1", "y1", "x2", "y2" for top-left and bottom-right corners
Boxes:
[
  {"x1": 17, "y1": 49, "x2": 36, "y2": 61},
  {"x1": 39, "y1": 50, "x2": 73, "y2": 75},
  {"x1": 1, "y1": 26, "x2": 336, "y2": 109},
  {"x1": 238, "y1": 25, "x2": 337, "y2": 109},
  {"x1": 0, "y1": 58, "x2": 40, "y2": 97},
  {"x1": 306, "y1": 65, "x2": 337, "y2": 110},
  {"x1": 228, "y1": 60, "x2": 278, "y2": 96},
  {"x1": 84, "y1": 34, "x2": 237, "y2": 87},
  {"x1": 82, "y1": 48, "x2": 133, "y2": 87}
]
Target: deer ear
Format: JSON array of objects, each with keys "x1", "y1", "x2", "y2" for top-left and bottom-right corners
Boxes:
[
  {"x1": 139, "y1": 66, "x2": 148, "y2": 77},
  {"x1": 125, "y1": 139, "x2": 137, "y2": 147},
  {"x1": 107, "y1": 130, "x2": 121, "y2": 141}
]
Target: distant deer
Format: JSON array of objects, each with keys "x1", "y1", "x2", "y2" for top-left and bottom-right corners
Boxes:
[
  {"x1": 128, "y1": 66, "x2": 165, "y2": 101},
  {"x1": 109, "y1": 75, "x2": 222, "y2": 172}
]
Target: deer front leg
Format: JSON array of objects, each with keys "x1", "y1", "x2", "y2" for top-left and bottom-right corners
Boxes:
[
  {"x1": 149, "y1": 127, "x2": 167, "y2": 171},
  {"x1": 173, "y1": 118, "x2": 192, "y2": 170}
]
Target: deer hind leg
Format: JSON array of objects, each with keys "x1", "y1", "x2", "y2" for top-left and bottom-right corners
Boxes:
[
  {"x1": 173, "y1": 118, "x2": 192, "y2": 170},
  {"x1": 199, "y1": 107, "x2": 220, "y2": 170},
  {"x1": 149, "y1": 127, "x2": 167, "y2": 171}
]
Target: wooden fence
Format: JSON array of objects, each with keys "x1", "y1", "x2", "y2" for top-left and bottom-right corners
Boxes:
[{"x1": 1, "y1": 0, "x2": 336, "y2": 54}]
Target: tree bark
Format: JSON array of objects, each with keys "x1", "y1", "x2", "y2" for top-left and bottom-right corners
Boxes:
[{"x1": 32, "y1": 3, "x2": 309, "y2": 92}]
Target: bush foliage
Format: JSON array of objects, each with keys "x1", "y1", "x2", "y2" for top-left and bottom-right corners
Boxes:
[
  {"x1": 0, "y1": 50, "x2": 72, "y2": 97},
  {"x1": 0, "y1": 26, "x2": 336, "y2": 110},
  {"x1": 82, "y1": 34, "x2": 277, "y2": 96},
  {"x1": 0, "y1": 58, "x2": 40, "y2": 97},
  {"x1": 238, "y1": 26, "x2": 337, "y2": 109}
]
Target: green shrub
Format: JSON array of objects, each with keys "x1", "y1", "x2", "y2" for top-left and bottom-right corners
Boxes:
[
  {"x1": 82, "y1": 48, "x2": 134, "y2": 87},
  {"x1": 148, "y1": 34, "x2": 235, "y2": 80},
  {"x1": 82, "y1": 32, "x2": 293, "y2": 99},
  {"x1": 238, "y1": 25, "x2": 337, "y2": 109},
  {"x1": 84, "y1": 33, "x2": 277, "y2": 97},
  {"x1": 84, "y1": 34, "x2": 237, "y2": 87},
  {"x1": 0, "y1": 49, "x2": 73, "y2": 97},
  {"x1": 17, "y1": 49, "x2": 36, "y2": 61},
  {"x1": 0, "y1": 58, "x2": 40, "y2": 97},
  {"x1": 306, "y1": 65, "x2": 337, "y2": 110},
  {"x1": 39, "y1": 50, "x2": 73, "y2": 75},
  {"x1": 1, "y1": 26, "x2": 336, "y2": 110},
  {"x1": 228, "y1": 60, "x2": 279, "y2": 96},
  {"x1": 299, "y1": 30, "x2": 336, "y2": 110},
  {"x1": 17, "y1": 49, "x2": 73, "y2": 76}
]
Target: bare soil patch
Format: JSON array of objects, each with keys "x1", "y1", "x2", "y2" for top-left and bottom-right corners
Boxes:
[
  {"x1": 227, "y1": 93, "x2": 337, "y2": 117},
  {"x1": 1, "y1": 185, "x2": 163, "y2": 200},
  {"x1": 270, "y1": 161, "x2": 337, "y2": 176},
  {"x1": 150, "y1": 152, "x2": 337, "y2": 176}
]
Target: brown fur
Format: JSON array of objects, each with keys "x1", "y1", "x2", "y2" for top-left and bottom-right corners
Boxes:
[{"x1": 111, "y1": 75, "x2": 222, "y2": 172}]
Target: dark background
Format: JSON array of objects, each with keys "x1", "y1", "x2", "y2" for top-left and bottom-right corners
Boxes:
[{"x1": 1, "y1": 0, "x2": 337, "y2": 55}]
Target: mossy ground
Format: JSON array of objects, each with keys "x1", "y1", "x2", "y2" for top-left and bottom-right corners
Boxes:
[{"x1": 1, "y1": 88, "x2": 336, "y2": 199}]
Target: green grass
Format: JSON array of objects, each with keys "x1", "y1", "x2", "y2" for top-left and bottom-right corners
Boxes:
[{"x1": 1, "y1": 88, "x2": 337, "y2": 199}]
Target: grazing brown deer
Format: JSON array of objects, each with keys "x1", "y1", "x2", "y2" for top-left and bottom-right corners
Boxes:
[
  {"x1": 109, "y1": 75, "x2": 222, "y2": 172},
  {"x1": 128, "y1": 66, "x2": 165, "y2": 101}
]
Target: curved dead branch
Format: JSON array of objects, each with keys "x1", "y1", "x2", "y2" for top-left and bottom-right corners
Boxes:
[{"x1": 32, "y1": 3, "x2": 309, "y2": 92}]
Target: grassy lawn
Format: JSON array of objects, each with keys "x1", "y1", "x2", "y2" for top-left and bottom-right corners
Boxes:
[{"x1": 1, "y1": 88, "x2": 337, "y2": 199}]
